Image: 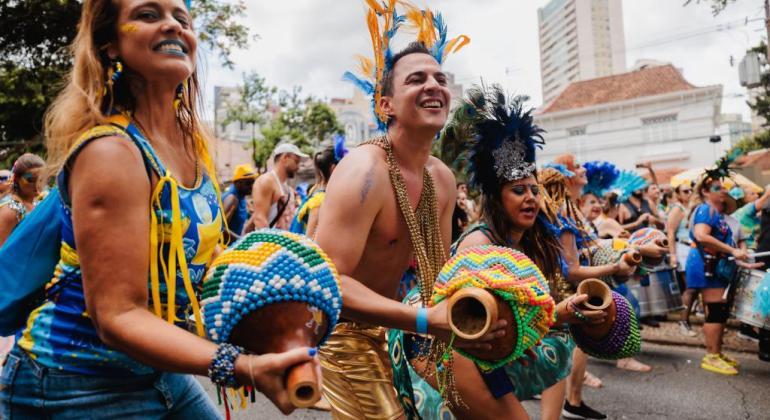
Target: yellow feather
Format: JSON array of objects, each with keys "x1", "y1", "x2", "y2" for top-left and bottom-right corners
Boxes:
[{"x1": 356, "y1": 55, "x2": 375, "y2": 79}]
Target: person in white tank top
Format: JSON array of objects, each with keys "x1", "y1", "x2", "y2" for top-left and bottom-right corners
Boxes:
[{"x1": 244, "y1": 143, "x2": 307, "y2": 231}]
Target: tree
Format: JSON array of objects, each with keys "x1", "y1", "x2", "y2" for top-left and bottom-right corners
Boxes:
[
  {"x1": 223, "y1": 71, "x2": 277, "y2": 167},
  {"x1": 683, "y1": 0, "x2": 736, "y2": 15},
  {"x1": 0, "y1": 0, "x2": 250, "y2": 164},
  {"x1": 223, "y1": 74, "x2": 344, "y2": 169}
]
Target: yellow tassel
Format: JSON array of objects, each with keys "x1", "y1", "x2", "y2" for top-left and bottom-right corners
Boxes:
[{"x1": 149, "y1": 201, "x2": 162, "y2": 317}]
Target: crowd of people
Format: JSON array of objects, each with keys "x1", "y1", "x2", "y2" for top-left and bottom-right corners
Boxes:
[{"x1": 1, "y1": 0, "x2": 768, "y2": 419}]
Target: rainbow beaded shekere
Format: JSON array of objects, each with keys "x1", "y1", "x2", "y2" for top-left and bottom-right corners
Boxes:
[
  {"x1": 200, "y1": 229, "x2": 342, "y2": 346},
  {"x1": 433, "y1": 245, "x2": 556, "y2": 371}
]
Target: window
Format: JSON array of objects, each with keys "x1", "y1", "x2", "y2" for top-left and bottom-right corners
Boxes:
[
  {"x1": 568, "y1": 126, "x2": 586, "y2": 136},
  {"x1": 642, "y1": 114, "x2": 677, "y2": 143}
]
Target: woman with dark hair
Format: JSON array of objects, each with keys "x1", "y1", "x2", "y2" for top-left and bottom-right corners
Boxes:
[
  {"x1": 1, "y1": 1, "x2": 316, "y2": 417},
  {"x1": 686, "y1": 175, "x2": 755, "y2": 375},
  {"x1": 0, "y1": 153, "x2": 45, "y2": 247},
  {"x1": 389, "y1": 85, "x2": 608, "y2": 420},
  {"x1": 667, "y1": 181, "x2": 697, "y2": 337},
  {"x1": 290, "y1": 136, "x2": 347, "y2": 237}
]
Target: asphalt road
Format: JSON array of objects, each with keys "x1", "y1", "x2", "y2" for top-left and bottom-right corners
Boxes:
[{"x1": 200, "y1": 343, "x2": 770, "y2": 419}]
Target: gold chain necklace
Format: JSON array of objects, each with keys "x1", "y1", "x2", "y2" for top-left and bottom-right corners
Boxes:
[
  {"x1": 363, "y1": 136, "x2": 463, "y2": 405},
  {"x1": 364, "y1": 136, "x2": 446, "y2": 306}
]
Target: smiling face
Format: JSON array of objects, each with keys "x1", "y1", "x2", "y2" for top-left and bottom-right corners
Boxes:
[
  {"x1": 110, "y1": 0, "x2": 196, "y2": 87},
  {"x1": 580, "y1": 193, "x2": 602, "y2": 221},
  {"x1": 380, "y1": 53, "x2": 451, "y2": 133},
  {"x1": 500, "y1": 176, "x2": 540, "y2": 230}
]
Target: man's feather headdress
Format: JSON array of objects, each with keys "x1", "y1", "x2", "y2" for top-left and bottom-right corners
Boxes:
[{"x1": 342, "y1": 0, "x2": 470, "y2": 131}]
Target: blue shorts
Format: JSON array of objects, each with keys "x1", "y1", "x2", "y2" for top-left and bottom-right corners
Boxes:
[
  {"x1": 0, "y1": 346, "x2": 221, "y2": 419},
  {"x1": 684, "y1": 247, "x2": 728, "y2": 289}
]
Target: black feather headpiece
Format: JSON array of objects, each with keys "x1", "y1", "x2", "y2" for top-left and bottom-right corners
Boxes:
[
  {"x1": 441, "y1": 84, "x2": 545, "y2": 196},
  {"x1": 704, "y1": 147, "x2": 743, "y2": 182}
]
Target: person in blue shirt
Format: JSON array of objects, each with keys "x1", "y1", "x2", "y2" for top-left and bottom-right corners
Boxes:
[
  {"x1": 222, "y1": 164, "x2": 256, "y2": 243},
  {"x1": 686, "y1": 176, "x2": 755, "y2": 375}
]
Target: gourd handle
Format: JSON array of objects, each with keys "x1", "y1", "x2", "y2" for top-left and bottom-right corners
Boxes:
[
  {"x1": 286, "y1": 360, "x2": 320, "y2": 408},
  {"x1": 623, "y1": 250, "x2": 642, "y2": 265},
  {"x1": 576, "y1": 279, "x2": 616, "y2": 340},
  {"x1": 447, "y1": 287, "x2": 499, "y2": 340}
]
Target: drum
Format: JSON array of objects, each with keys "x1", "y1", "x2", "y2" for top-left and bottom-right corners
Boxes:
[
  {"x1": 627, "y1": 264, "x2": 683, "y2": 317},
  {"x1": 731, "y1": 269, "x2": 770, "y2": 329}
]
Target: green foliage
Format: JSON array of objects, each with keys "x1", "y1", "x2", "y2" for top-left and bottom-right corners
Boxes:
[
  {"x1": 731, "y1": 131, "x2": 770, "y2": 154},
  {"x1": 224, "y1": 73, "x2": 344, "y2": 169},
  {"x1": 0, "y1": 0, "x2": 250, "y2": 163},
  {"x1": 683, "y1": 0, "x2": 736, "y2": 15}
]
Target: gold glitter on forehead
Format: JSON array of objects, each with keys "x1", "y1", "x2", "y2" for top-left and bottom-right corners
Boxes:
[{"x1": 120, "y1": 23, "x2": 138, "y2": 34}]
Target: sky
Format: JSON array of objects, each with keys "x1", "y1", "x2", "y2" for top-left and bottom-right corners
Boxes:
[{"x1": 199, "y1": 0, "x2": 767, "y2": 121}]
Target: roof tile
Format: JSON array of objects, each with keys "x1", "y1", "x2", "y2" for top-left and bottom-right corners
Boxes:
[{"x1": 541, "y1": 65, "x2": 697, "y2": 114}]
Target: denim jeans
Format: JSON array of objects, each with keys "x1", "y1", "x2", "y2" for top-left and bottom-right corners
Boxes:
[{"x1": 0, "y1": 346, "x2": 221, "y2": 419}]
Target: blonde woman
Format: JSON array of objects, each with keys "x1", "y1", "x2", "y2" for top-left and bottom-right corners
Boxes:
[{"x1": 0, "y1": 1, "x2": 317, "y2": 418}]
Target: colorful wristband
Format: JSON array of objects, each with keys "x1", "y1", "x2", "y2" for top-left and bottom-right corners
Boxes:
[
  {"x1": 208, "y1": 343, "x2": 243, "y2": 388},
  {"x1": 416, "y1": 308, "x2": 428, "y2": 335}
]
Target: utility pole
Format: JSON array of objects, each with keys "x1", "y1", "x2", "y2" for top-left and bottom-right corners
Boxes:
[{"x1": 766, "y1": 0, "x2": 770, "y2": 58}]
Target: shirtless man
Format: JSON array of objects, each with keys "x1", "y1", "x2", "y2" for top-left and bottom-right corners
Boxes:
[
  {"x1": 314, "y1": 43, "x2": 510, "y2": 419},
  {"x1": 245, "y1": 143, "x2": 306, "y2": 231}
]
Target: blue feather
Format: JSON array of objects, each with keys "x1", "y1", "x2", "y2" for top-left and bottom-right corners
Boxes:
[
  {"x1": 542, "y1": 163, "x2": 575, "y2": 178},
  {"x1": 341, "y1": 71, "x2": 374, "y2": 95},
  {"x1": 333, "y1": 134, "x2": 349, "y2": 162},
  {"x1": 609, "y1": 170, "x2": 648, "y2": 202},
  {"x1": 583, "y1": 161, "x2": 620, "y2": 197}
]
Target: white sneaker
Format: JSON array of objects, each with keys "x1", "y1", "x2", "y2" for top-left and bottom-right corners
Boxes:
[{"x1": 679, "y1": 321, "x2": 697, "y2": 337}]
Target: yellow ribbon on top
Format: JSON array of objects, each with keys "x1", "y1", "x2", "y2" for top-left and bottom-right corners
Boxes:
[{"x1": 106, "y1": 113, "x2": 224, "y2": 339}]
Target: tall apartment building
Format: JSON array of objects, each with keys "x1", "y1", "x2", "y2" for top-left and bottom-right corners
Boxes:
[{"x1": 538, "y1": 0, "x2": 626, "y2": 105}]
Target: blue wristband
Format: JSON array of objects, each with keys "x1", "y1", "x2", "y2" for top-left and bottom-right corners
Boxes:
[{"x1": 416, "y1": 308, "x2": 428, "y2": 334}]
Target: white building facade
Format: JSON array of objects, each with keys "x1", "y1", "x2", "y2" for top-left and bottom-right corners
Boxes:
[
  {"x1": 538, "y1": 0, "x2": 626, "y2": 105},
  {"x1": 535, "y1": 64, "x2": 723, "y2": 170}
]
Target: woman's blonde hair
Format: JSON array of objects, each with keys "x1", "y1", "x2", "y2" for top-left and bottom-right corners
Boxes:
[{"x1": 44, "y1": 0, "x2": 215, "y2": 179}]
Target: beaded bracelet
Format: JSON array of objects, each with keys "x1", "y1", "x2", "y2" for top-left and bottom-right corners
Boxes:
[{"x1": 209, "y1": 343, "x2": 243, "y2": 388}]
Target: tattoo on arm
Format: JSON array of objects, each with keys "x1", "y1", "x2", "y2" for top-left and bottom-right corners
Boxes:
[{"x1": 360, "y1": 168, "x2": 374, "y2": 204}]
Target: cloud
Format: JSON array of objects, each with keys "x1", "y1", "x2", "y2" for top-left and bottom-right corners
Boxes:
[{"x1": 200, "y1": 0, "x2": 763, "y2": 121}]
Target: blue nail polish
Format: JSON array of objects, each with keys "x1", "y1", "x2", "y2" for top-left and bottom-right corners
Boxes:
[{"x1": 308, "y1": 347, "x2": 317, "y2": 357}]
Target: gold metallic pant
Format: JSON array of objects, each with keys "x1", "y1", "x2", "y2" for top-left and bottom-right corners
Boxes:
[{"x1": 319, "y1": 322, "x2": 404, "y2": 420}]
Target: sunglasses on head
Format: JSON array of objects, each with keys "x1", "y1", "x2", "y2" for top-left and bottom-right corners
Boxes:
[{"x1": 510, "y1": 184, "x2": 540, "y2": 196}]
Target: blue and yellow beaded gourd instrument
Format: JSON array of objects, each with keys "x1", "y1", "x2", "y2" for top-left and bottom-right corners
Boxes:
[
  {"x1": 432, "y1": 245, "x2": 556, "y2": 371},
  {"x1": 201, "y1": 229, "x2": 342, "y2": 408},
  {"x1": 569, "y1": 279, "x2": 641, "y2": 360}
]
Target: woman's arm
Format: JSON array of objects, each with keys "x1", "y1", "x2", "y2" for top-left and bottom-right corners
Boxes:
[
  {"x1": 666, "y1": 206, "x2": 684, "y2": 265},
  {"x1": 71, "y1": 137, "x2": 312, "y2": 414},
  {"x1": 306, "y1": 207, "x2": 320, "y2": 239},
  {"x1": 692, "y1": 223, "x2": 743, "y2": 258},
  {"x1": 560, "y1": 232, "x2": 636, "y2": 284},
  {"x1": 0, "y1": 207, "x2": 19, "y2": 248}
]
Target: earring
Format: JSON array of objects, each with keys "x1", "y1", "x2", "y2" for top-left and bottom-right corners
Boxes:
[
  {"x1": 174, "y1": 79, "x2": 189, "y2": 110},
  {"x1": 103, "y1": 59, "x2": 123, "y2": 97}
]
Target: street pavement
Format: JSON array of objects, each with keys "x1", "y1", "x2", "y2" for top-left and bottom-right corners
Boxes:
[{"x1": 200, "y1": 342, "x2": 770, "y2": 419}]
